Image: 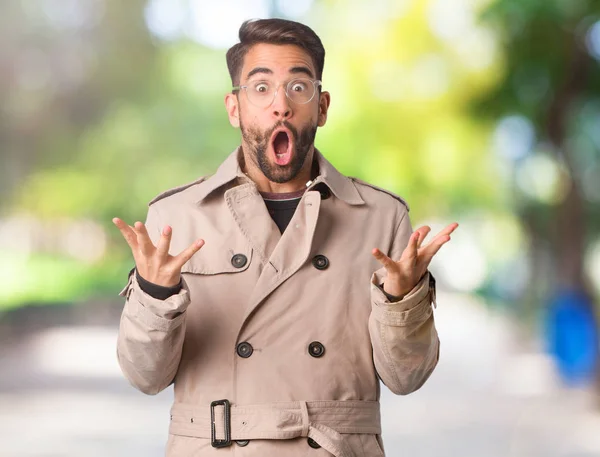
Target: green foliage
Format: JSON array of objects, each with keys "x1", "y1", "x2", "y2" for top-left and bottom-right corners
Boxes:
[
  {"x1": 0, "y1": 251, "x2": 132, "y2": 310},
  {"x1": 4, "y1": 0, "x2": 600, "y2": 308}
]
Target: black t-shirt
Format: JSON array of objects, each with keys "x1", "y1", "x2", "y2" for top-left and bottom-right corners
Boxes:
[{"x1": 259, "y1": 188, "x2": 305, "y2": 234}]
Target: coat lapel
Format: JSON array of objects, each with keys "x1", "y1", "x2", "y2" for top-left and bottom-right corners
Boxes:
[
  {"x1": 240, "y1": 189, "x2": 322, "y2": 327},
  {"x1": 211, "y1": 147, "x2": 363, "y2": 333},
  {"x1": 225, "y1": 183, "x2": 282, "y2": 266}
]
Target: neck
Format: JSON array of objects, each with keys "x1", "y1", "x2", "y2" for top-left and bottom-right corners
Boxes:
[{"x1": 241, "y1": 145, "x2": 316, "y2": 193}]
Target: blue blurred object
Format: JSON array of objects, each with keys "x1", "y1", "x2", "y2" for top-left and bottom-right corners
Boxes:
[{"x1": 545, "y1": 288, "x2": 599, "y2": 385}]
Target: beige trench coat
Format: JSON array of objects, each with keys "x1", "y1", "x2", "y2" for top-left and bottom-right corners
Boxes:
[{"x1": 117, "y1": 147, "x2": 439, "y2": 457}]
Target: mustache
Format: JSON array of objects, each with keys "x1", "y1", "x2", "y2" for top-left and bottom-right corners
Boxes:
[{"x1": 266, "y1": 120, "x2": 298, "y2": 140}]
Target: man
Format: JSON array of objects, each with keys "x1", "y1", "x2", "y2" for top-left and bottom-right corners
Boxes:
[{"x1": 114, "y1": 18, "x2": 458, "y2": 457}]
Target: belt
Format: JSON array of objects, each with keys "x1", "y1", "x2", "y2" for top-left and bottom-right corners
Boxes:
[{"x1": 169, "y1": 399, "x2": 381, "y2": 457}]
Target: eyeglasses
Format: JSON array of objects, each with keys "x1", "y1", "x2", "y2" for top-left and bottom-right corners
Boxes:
[{"x1": 232, "y1": 78, "x2": 322, "y2": 108}]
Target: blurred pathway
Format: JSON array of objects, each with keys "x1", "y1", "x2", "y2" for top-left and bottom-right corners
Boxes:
[{"x1": 0, "y1": 292, "x2": 598, "y2": 457}]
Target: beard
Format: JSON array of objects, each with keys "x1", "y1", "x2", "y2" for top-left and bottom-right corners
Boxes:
[{"x1": 239, "y1": 116, "x2": 317, "y2": 184}]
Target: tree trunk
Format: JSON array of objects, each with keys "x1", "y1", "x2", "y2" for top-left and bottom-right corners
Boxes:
[{"x1": 546, "y1": 31, "x2": 599, "y2": 397}]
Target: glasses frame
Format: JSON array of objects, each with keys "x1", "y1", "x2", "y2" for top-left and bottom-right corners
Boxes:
[{"x1": 232, "y1": 78, "x2": 323, "y2": 108}]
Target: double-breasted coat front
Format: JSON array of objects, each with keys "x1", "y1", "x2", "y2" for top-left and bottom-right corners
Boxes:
[{"x1": 117, "y1": 147, "x2": 439, "y2": 456}]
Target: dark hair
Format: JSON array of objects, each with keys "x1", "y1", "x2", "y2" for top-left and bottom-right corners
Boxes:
[{"x1": 226, "y1": 18, "x2": 325, "y2": 86}]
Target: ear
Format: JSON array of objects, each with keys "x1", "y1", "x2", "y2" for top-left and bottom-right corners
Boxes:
[
  {"x1": 317, "y1": 91, "x2": 330, "y2": 127},
  {"x1": 225, "y1": 92, "x2": 240, "y2": 128}
]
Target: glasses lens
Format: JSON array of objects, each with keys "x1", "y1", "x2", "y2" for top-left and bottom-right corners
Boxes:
[
  {"x1": 247, "y1": 80, "x2": 274, "y2": 107},
  {"x1": 286, "y1": 79, "x2": 315, "y2": 104}
]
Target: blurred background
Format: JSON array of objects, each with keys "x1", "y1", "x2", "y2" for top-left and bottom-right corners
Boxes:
[{"x1": 1, "y1": 0, "x2": 600, "y2": 455}]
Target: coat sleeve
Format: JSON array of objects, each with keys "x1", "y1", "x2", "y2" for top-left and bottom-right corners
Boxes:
[
  {"x1": 116, "y1": 204, "x2": 190, "y2": 395},
  {"x1": 368, "y1": 205, "x2": 440, "y2": 395}
]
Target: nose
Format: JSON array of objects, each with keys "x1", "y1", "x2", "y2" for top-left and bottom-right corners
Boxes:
[{"x1": 270, "y1": 85, "x2": 292, "y2": 120}]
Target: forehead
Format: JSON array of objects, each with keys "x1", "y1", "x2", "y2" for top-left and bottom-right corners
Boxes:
[{"x1": 241, "y1": 43, "x2": 315, "y2": 79}]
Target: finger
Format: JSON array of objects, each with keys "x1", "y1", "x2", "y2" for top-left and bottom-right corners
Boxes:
[
  {"x1": 156, "y1": 225, "x2": 172, "y2": 259},
  {"x1": 371, "y1": 248, "x2": 398, "y2": 273},
  {"x1": 421, "y1": 222, "x2": 458, "y2": 250},
  {"x1": 415, "y1": 226, "x2": 431, "y2": 249},
  {"x1": 173, "y1": 238, "x2": 205, "y2": 269},
  {"x1": 132, "y1": 221, "x2": 155, "y2": 256},
  {"x1": 420, "y1": 234, "x2": 452, "y2": 263},
  {"x1": 433, "y1": 222, "x2": 459, "y2": 240},
  {"x1": 112, "y1": 217, "x2": 138, "y2": 250},
  {"x1": 404, "y1": 230, "x2": 420, "y2": 261}
]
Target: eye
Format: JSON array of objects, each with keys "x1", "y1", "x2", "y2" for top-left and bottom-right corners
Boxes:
[
  {"x1": 290, "y1": 81, "x2": 308, "y2": 92},
  {"x1": 253, "y1": 82, "x2": 270, "y2": 93}
]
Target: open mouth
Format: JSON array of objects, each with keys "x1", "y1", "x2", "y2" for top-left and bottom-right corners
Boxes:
[{"x1": 270, "y1": 129, "x2": 293, "y2": 166}]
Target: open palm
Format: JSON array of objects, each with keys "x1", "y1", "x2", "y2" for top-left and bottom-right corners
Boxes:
[{"x1": 372, "y1": 222, "x2": 459, "y2": 298}]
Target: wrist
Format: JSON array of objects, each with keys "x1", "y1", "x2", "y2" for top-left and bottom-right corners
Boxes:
[
  {"x1": 379, "y1": 283, "x2": 405, "y2": 301},
  {"x1": 136, "y1": 269, "x2": 183, "y2": 295},
  {"x1": 136, "y1": 269, "x2": 181, "y2": 288}
]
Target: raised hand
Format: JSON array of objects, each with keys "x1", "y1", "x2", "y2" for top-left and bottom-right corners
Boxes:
[
  {"x1": 112, "y1": 218, "x2": 205, "y2": 288},
  {"x1": 372, "y1": 222, "x2": 459, "y2": 298}
]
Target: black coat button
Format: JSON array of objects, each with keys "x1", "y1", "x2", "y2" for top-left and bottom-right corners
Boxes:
[
  {"x1": 235, "y1": 440, "x2": 250, "y2": 447},
  {"x1": 308, "y1": 341, "x2": 325, "y2": 358},
  {"x1": 319, "y1": 188, "x2": 331, "y2": 200},
  {"x1": 231, "y1": 254, "x2": 248, "y2": 268},
  {"x1": 313, "y1": 183, "x2": 331, "y2": 200},
  {"x1": 307, "y1": 437, "x2": 321, "y2": 449},
  {"x1": 236, "y1": 342, "x2": 253, "y2": 358},
  {"x1": 312, "y1": 255, "x2": 329, "y2": 270}
]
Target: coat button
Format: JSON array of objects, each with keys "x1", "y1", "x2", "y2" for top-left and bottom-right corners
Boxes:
[
  {"x1": 307, "y1": 437, "x2": 321, "y2": 449},
  {"x1": 319, "y1": 188, "x2": 331, "y2": 200},
  {"x1": 236, "y1": 342, "x2": 253, "y2": 358},
  {"x1": 314, "y1": 183, "x2": 331, "y2": 200},
  {"x1": 235, "y1": 440, "x2": 250, "y2": 447},
  {"x1": 231, "y1": 254, "x2": 248, "y2": 269},
  {"x1": 308, "y1": 341, "x2": 325, "y2": 358},
  {"x1": 312, "y1": 255, "x2": 329, "y2": 270}
]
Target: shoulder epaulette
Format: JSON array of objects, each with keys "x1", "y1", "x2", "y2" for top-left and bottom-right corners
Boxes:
[
  {"x1": 350, "y1": 177, "x2": 410, "y2": 211},
  {"x1": 148, "y1": 176, "x2": 209, "y2": 206}
]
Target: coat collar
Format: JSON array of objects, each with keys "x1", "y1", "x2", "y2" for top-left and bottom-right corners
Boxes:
[{"x1": 194, "y1": 146, "x2": 365, "y2": 206}]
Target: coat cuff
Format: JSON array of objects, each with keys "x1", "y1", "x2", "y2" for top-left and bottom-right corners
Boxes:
[
  {"x1": 119, "y1": 269, "x2": 191, "y2": 329},
  {"x1": 136, "y1": 269, "x2": 183, "y2": 300},
  {"x1": 370, "y1": 269, "x2": 436, "y2": 325}
]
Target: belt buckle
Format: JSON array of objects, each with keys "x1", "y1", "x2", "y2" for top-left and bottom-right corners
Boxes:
[{"x1": 210, "y1": 399, "x2": 232, "y2": 448}]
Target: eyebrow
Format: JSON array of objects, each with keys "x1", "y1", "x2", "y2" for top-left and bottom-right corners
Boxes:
[
  {"x1": 246, "y1": 67, "x2": 273, "y2": 79},
  {"x1": 290, "y1": 66, "x2": 314, "y2": 78},
  {"x1": 245, "y1": 65, "x2": 315, "y2": 80}
]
